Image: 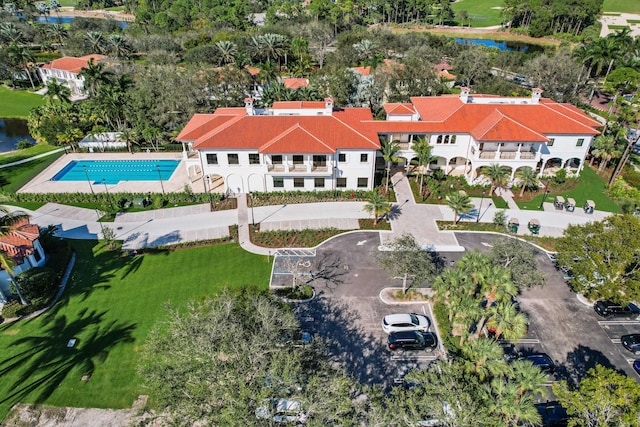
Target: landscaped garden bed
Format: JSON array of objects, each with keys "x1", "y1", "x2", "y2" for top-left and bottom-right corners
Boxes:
[{"x1": 250, "y1": 227, "x2": 349, "y2": 248}]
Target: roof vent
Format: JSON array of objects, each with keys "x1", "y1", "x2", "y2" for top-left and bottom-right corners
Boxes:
[
  {"x1": 460, "y1": 87, "x2": 470, "y2": 103},
  {"x1": 244, "y1": 97, "x2": 255, "y2": 116},
  {"x1": 531, "y1": 88, "x2": 542, "y2": 104}
]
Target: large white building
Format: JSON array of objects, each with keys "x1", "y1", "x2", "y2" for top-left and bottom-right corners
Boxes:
[
  {"x1": 38, "y1": 54, "x2": 107, "y2": 99},
  {"x1": 177, "y1": 90, "x2": 601, "y2": 193}
]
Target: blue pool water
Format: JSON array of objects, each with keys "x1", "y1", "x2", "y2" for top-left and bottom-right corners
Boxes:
[
  {"x1": 35, "y1": 16, "x2": 129, "y2": 29},
  {"x1": 52, "y1": 160, "x2": 180, "y2": 184}
]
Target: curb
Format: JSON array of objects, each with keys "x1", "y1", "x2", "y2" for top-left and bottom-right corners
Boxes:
[
  {"x1": 379, "y1": 287, "x2": 434, "y2": 305},
  {"x1": 576, "y1": 293, "x2": 595, "y2": 307}
]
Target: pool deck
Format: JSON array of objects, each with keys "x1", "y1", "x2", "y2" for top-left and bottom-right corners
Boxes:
[{"x1": 18, "y1": 152, "x2": 207, "y2": 194}]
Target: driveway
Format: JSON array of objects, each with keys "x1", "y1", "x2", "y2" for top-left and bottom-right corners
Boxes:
[{"x1": 455, "y1": 232, "x2": 640, "y2": 385}]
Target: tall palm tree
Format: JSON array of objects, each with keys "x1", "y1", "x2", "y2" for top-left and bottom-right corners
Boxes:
[
  {"x1": 484, "y1": 377, "x2": 541, "y2": 426},
  {"x1": 412, "y1": 136, "x2": 436, "y2": 198},
  {"x1": 515, "y1": 166, "x2": 538, "y2": 198},
  {"x1": 106, "y1": 34, "x2": 132, "y2": 59},
  {"x1": 291, "y1": 36, "x2": 308, "y2": 64},
  {"x1": 363, "y1": 192, "x2": 390, "y2": 225},
  {"x1": 47, "y1": 23, "x2": 67, "y2": 46},
  {"x1": 0, "y1": 206, "x2": 31, "y2": 305},
  {"x1": 461, "y1": 338, "x2": 507, "y2": 381},
  {"x1": 483, "y1": 163, "x2": 509, "y2": 196},
  {"x1": 508, "y1": 359, "x2": 547, "y2": 403},
  {"x1": 0, "y1": 22, "x2": 24, "y2": 46},
  {"x1": 591, "y1": 134, "x2": 622, "y2": 172},
  {"x1": 215, "y1": 40, "x2": 237, "y2": 66},
  {"x1": 7, "y1": 43, "x2": 35, "y2": 89},
  {"x1": 485, "y1": 301, "x2": 529, "y2": 341},
  {"x1": 44, "y1": 80, "x2": 71, "y2": 104},
  {"x1": 380, "y1": 139, "x2": 401, "y2": 194},
  {"x1": 79, "y1": 57, "x2": 112, "y2": 98},
  {"x1": 446, "y1": 190, "x2": 473, "y2": 224},
  {"x1": 84, "y1": 31, "x2": 105, "y2": 54},
  {"x1": 56, "y1": 127, "x2": 83, "y2": 152}
]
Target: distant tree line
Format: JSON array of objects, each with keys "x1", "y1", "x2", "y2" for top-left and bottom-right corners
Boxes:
[{"x1": 502, "y1": 0, "x2": 604, "y2": 37}]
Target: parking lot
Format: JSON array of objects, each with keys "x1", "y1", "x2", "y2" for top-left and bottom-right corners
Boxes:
[{"x1": 279, "y1": 231, "x2": 640, "y2": 389}]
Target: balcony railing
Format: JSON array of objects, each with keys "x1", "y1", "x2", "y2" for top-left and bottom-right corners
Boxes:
[
  {"x1": 500, "y1": 152, "x2": 517, "y2": 159},
  {"x1": 267, "y1": 164, "x2": 285, "y2": 172},
  {"x1": 479, "y1": 151, "x2": 497, "y2": 159},
  {"x1": 311, "y1": 165, "x2": 328, "y2": 172},
  {"x1": 289, "y1": 164, "x2": 307, "y2": 172},
  {"x1": 520, "y1": 152, "x2": 536, "y2": 159}
]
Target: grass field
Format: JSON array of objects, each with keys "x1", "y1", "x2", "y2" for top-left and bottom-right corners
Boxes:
[
  {"x1": 451, "y1": 0, "x2": 504, "y2": 27},
  {"x1": 0, "y1": 87, "x2": 44, "y2": 119},
  {"x1": 0, "y1": 150, "x2": 64, "y2": 193},
  {"x1": 0, "y1": 240, "x2": 271, "y2": 421},
  {"x1": 517, "y1": 167, "x2": 621, "y2": 213},
  {"x1": 603, "y1": 0, "x2": 640, "y2": 14},
  {"x1": 0, "y1": 144, "x2": 59, "y2": 166}
]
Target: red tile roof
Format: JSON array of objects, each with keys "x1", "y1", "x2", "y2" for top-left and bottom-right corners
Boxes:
[
  {"x1": 384, "y1": 103, "x2": 415, "y2": 115},
  {"x1": 176, "y1": 112, "x2": 244, "y2": 141},
  {"x1": 0, "y1": 218, "x2": 40, "y2": 267},
  {"x1": 282, "y1": 78, "x2": 309, "y2": 90},
  {"x1": 271, "y1": 101, "x2": 326, "y2": 109},
  {"x1": 437, "y1": 70, "x2": 456, "y2": 80},
  {"x1": 352, "y1": 66, "x2": 371, "y2": 76},
  {"x1": 42, "y1": 54, "x2": 107, "y2": 74},
  {"x1": 471, "y1": 110, "x2": 547, "y2": 142},
  {"x1": 178, "y1": 108, "x2": 380, "y2": 152}
]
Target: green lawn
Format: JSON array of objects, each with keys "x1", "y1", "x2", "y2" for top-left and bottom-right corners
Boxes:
[
  {"x1": 0, "y1": 150, "x2": 64, "y2": 193},
  {"x1": 603, "y1": 0, "x2": 640, "y2": 14},
  {"x1": 0, "y1": 240, "x2": 271, "y2": 421},
  {"x1": 451, "y1": 0, "x2": 504, "y2": 27},
  {"x1": 0, "y1": 144, "x2": 59, "y2": 166},
  {"x1": 0, "y1": 86, "x2": 44, "y2": 119},
  {"x1": 517, "y1": 167, "x2": 621, "y2": 213}
]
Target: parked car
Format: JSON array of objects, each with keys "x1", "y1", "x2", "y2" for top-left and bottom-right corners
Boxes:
[
  {"x1": 535, "y1": 401, "x2": 569, "y2": 426},
  {"x1": 633, "y1": 360, "x2": 640, "y2": 376},
  {"x1": 382, "y1": 313, "x2": 430, "y2": 334},
  {"x1": 256, "y1": 398, "x2": 307, "y2": 424},
  {"x1": 621, "y1": 334, "x2": 640, "y2": 355},
  {"x1": 388, "y1": 330, "x2": 438, "y2": 352},
  {"x1": 593, "y1": 300, "x2": 640, "y2": 319},
  {"x1": 520, "y1": 353, "x2": 555, "y2": 374}
]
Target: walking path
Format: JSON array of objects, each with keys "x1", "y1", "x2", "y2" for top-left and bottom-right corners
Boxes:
[{"x1": 0, "y1": 147, "x2": 66, "y2": 169}]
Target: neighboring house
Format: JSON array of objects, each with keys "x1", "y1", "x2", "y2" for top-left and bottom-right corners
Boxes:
[
  {"x1": 176, "y1": 89, "x2": 601, "y2": 193},
  {"x1": 370, "y1": 88, "x2": 601, "y2": 183},
  {"x1": 282, "y1": 78, "x2": 309, "y2": 90},
  {"x1": 0, "y1": 219, "x2": 46, "y2": 305},
  {"x1": 38, "y1": 54, "x2": 107, "y2": 98},
  {"x1": 79, "y1": 132, "x2": 126, "y2": 151},
  {"x1": 177, "y1": 98, "x2": 380, "y2": 193}
]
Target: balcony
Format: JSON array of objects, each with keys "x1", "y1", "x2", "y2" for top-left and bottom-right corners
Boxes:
[
  {"x1": 397, "y1": 142, "x2": 410, "y2": 151},
  {"x1": 520, "y1": 152, "x2": 536, "y2": 159},
  {"x1": 479, "y1": 151, "x2": 497, "y2": 159},
  {"x1": 311, "y1": 165, "x2": 328, "y2": 172},
  {"x1": 267, "y1": 164, "x2": 285, "y2": 172},
  {"x1": 500, "y1": 152, "x2": 517, "y2": 159},
  {"x1": 289, "y1": 163, "x2": 307, "y2": 172}
]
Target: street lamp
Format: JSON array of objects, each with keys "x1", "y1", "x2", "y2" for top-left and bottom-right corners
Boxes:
[
  {"x1": 249, "y1": 191, "x2": 255, "y2": 226},
  {"x1": 207, "y1": 175, "x2": 213, "y2": 203},
  {"x1": 156, "y1": 165, "x2": 165, "y2": 195},
  {"x1": 102, "y1": 178, "x2": 111, "y2": 205},
  {"x1": 83, "y1": 165, "x2": 95, "y2": 197},
  {"x1": 477, "y1": 190, "x2": 485, "y2": 223},
  {"x1": 95, "y1": 208, "x2": 105, "y2": 236},
  {"x1": 539, "y1": 179, "x2": 551, "y2": 210}
]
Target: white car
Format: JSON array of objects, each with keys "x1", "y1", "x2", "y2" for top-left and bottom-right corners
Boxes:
[
  {"x1": 382, "y1": 313, "x2": 430, "y2": 334},
  {"x1": 256, "y1": 398, "x2": 307, "y2": 424}
]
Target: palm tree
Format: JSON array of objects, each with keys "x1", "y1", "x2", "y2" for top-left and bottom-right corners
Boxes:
[
  {"x1": 508, "y1": 359, "x2": 547, "y2": 403},
  {"x1": 215, "y1": 40, "x2": 237, "y2": 66},
  {"x1": 0, "y1": 206, "x2": 31, "y2": 305},
  {"x1": 363, "y1": 192, "x2": 390, "y2": 225},
  {"x1": 484, "y1": 377, "x2": 541, "y2": 426},
  {"x1": 515, "y1": 166, "x2": 538, "y2": 198},
  {"x1": 291, "y1": 36, "x2": 309, "y2": 64},
  {"x1": 412, "y1": 137, "x2": 436, "y2": 198},
  {"x1": 44, "y1": 80, "x2": 71, "y2": 104},
  {"x1": 446, "y1": 190, "x2": 473, "y2": 224},
  {"x1": 84, "y1": 31, "x2": 105, "y2": 54},
  {"x1": 47, "y1": 23, "x2": 67, "y2": 46},
  {"x1": 119, "y1": 127, "x2": 139, "y2": 153},
  {"x1": 0, "y1": 22, "x2": 24, "y2": 46},
  {"x1": 461, "y1": 338, "x2": 507, "y2": 381},
  {"x1": 79, "y1": 57, "x2": 112, "y2": 98},
  {"x1": 591, "y1": 134, "x2": 622, "y2": 172},
  {"x1": 380, "y1": 139, "x2": 401, "y2": 194},
  {"x1": 353, "y1": 39, "x2": 376, "y2": 66},
  {"x1": 485, "y1": 301, "x2": 529, "y2": 341},
  {"x1": 56, "y1": 127, "x2": 83, "y2": 152},
  {"x1": 106, "y1": 34, "x2": 132, "y2": 59},
  {"x1": 7, "y1": 43, "x2": 35, "y2": 89},
  {"x1": 483, "y1": 163, "x2": 509, "y2": 196}
]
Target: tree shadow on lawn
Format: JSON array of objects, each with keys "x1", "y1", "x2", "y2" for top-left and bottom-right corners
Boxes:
[{"x1": 0, "y1": 308, "x2": 135, "y2": 408}]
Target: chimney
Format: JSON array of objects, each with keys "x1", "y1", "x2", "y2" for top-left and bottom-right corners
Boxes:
[
  {"x1": 325, "y1": 97, "x2": 334, "y2": 114},
  {"x1": 460, "y1": 87, "x2": 470, "y2": 103},
  {"x1": 531, "y1": 88, "x2": 542, "y2": 104},
  {"x1": 244, "y1": 97, "x2": 254, "y2": 116}
]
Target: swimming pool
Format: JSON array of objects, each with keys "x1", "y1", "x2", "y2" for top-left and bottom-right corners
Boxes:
[{"x1": 52, "y1": 160, "x2": 180, "y2": 184}]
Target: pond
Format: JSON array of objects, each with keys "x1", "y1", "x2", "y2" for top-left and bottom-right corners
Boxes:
[
  {"x1": 0, "y1": 118, "x2": 35, "y2": 153},
  {"x1": 454, "y1": 37, "x2": 544, "y2": 53},
  {"x1": 35, "y1": 15, "x2": 129, "y2": 29}
]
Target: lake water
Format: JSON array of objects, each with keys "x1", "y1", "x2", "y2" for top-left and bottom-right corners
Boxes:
[
  {"x1": 35, "y1": 15, "x2": 129, "y2": 29},
  {"x1": 0, "y1": 119, "x2": 35, "y2": 153},
  {"x1": 454, "y1": 37, "x2": 542, "y2": 53}
]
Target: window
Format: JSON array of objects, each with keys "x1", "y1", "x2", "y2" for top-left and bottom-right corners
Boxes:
[
  {"x1": 336, "y1": 178, "x2": 347, "y2": 188},
  {"x1": 294, "y1": 178, "x2": 305, "y2": 188},
  {"x1": 360, "y1": 153, "x2": 368, "y2": 162},
  {"x1": 273, "y1": 177, "x2": 284, "y2": 188},
  {"x1": 576, "y1": 138, "x2": 584, "y2": 147},
  {"x1": 338, "y1": 153, "x2": 346, "y2": 162},
  {"x1": 450, "y1": 135, "x2": 457, "y2": 144},
  {"x1": 357, "y1": 177, "x2": 368, "y2": 188},
  {"x1": 249, "y1": 153, "x2": 260, "y2": 165},
  {"x1": 272, "y1": 155, "x2": 283, "y2": 164},
  {"x1": 313, "y1": 155, "x2": 326, "y2": 167},
  {"x1": 33, "y1": 250, "x2": 42, "y2": 262},
  {"x1": 314, "y1": 178, "x2": 324, "y2": 188},
  {"x1": 206, "y1": 154, "x2": 218, "y2": 165},
  {"x1": 547, "y1": 138, "x2": 555, "y2": 147},
  {"x1": 293, "y1": 155, "x2": 304, "y2": 165},
  {"x1": 437, "y1": 135, "x2": 443, "y2": 144},
  {"x1": 227, "y1": 153, "x2": 239, "y2": 165}
]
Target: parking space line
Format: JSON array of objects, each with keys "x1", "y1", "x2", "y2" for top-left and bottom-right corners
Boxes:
[
  {"x1": 597, "y1": 320, "x2": 640, "y2": 325},
  {"x1": 611, "y1": 339, "x2": 622, "y2": 344},
  {"x1": 391, "y1": 354, "x2": 439, "y2": 361},
  {"x1": 501, "y1": 338, "x2": 540, "y2": 344}
]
